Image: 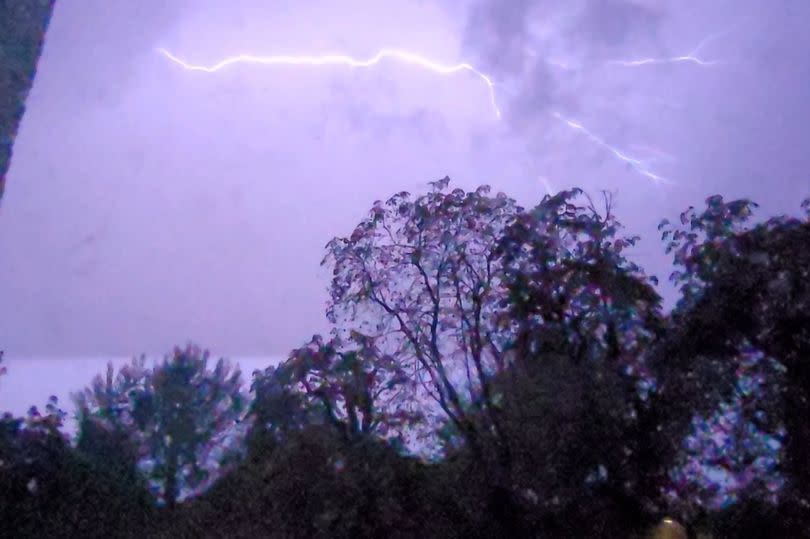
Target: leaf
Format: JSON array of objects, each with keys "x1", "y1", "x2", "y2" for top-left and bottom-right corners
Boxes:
[
  {"x1": 706, "y1": 194, "x2": 724, "y2": 208},
  {"x1": 428, "y1": 175, "x2": 450, "y2": 191}
]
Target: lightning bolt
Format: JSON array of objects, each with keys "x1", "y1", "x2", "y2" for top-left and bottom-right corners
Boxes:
[
  {"x1": 606, "y1": 28, "x2": 736, "y2": 68},
  {"x1": 158, "y1": 46, "x2": 679, "y2": 184},
  {"x1": 550, "y1": 112, "x2": 670, "y2": 184},
  {"x1": 606, "y1": 52, "x2": 717, "y2": 68},
  {"x1": 626, "y1": 143, "x2": 677, "y2": 163},
  {"x1": 537, "y1": 29, "x2": 738, "y2": 183},
  {"x1": 157, "y1": 47, "x2": 501, "y2": 119}
]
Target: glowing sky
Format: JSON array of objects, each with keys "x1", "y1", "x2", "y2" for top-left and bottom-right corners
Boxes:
[{"x1": 1, "y1": 0, "x2": 808, "y2": 363}]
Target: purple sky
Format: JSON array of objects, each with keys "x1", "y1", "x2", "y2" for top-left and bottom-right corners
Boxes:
[{"x1": 0, "y1": 0, "x2": 808, "y2": 378}]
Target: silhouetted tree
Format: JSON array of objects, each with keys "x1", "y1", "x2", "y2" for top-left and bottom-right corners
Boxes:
[
  {"x1": 251, "y1": 331, "x2": 421, "y2": 445},
  {"x1": 323, "y1": 179, "x2": 522, "y2": 456},
  {"x1": 4, "y1": 180, "x2": 809, "y2": 538},
  {"x1": 323, "y1": 181, "x2": 665, "y2": 535},
  {"x1": 75, "y1": 345, "x2": 244, "y2": 508},
  {"x1": 0, "y1": 397, "x2": 155, "y2": 538},
  {"x1": 73, "y1": 357, "x2": 149, "y2": 485},
  {"x1": 651, "y1": 194, "x2": 810, "y2": 532},
  {"x1": 482, "y1": 189, "x2": 662, "y2": 534}
]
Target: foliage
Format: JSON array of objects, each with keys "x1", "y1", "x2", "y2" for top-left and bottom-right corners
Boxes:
[
  {"x1": 498, "y1": 188, "x2": 662, "y2": 364},
  {"x1": 251, "y1": 331, "x2": 421, "y2": 446},
  {"x1": 74, "y1": 345, "x2": 245, "y2": 508},
  {"x1": 323, "y1": 178, "x2": 521, "y2": 454},
  {"x1": 0, "y1": 398, "x2": 155, "y2": 538},
  {"x1": 476, "y1": 188, "x2": 664, "y2": 530},
  {"x1": 178, "y1": 425, "x2": 459, "y2": 539},
  {"x1": 2, "y1": 180, "x2": 809, "y2": 537},
  {"x1": 652, "y1": 194, "x2": 810, "y2": 530}
]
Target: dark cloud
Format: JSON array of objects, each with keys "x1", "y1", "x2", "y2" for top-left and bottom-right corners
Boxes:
[
  {"x1": 463, "y1": 0, "x2": 535, "y2": 75},
  {"x1": 570, "y1": 0, "x2": 664, "y2": 54},
  {"x1": 463, "y1": 0, "x2": 665, "y2": 72},
  {"x1": 504, "y1": 61, "x2": 561, "y2": 126},
  {"x1": 461, "y1": 0, "x2": 810, "y2": 305}
]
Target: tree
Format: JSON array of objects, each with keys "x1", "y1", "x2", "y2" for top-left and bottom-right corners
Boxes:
[
  {"x1": 75, "y1": 345, "x2": 245, "y2": 508},
  {"x1": 73, "y1": 356, "x2": 150, "y2": 485},
  {"x1": 0, "y1": 397, "x2": 155, "y2": 537},
  {"x1": 251, "y1": 331, "x2": 420, "y2": 447},
  {"x1": 497, "y1": 188, "x2": 662, "y2": 358},
  {"x1": 488, "y1": 189, "x2": 665, "y2": 530},
  {"x1": 323, "y1": 178, "x2": 522, "y2": 456},
  {"x1": 653, "y1": 194, "x2": 810, "y2": 528},
  {"x1": 323, "y1": 180, "x2": 669, "y2": 535}
]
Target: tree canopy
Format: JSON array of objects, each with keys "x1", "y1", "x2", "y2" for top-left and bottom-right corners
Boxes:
[
  {"x1": 72, "y1": 345, "x2": 244, "y2": 508},
  {"x1": 2, "y1": 181, "x2": 809, "y2": 538}
]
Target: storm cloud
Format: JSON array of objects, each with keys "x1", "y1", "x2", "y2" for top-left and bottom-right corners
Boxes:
[
  {"x1": 0, "y1": 0, "x2": 808, "y2": 363},
  {"x1": 462, "y1": 0, "x2": 810, "y2": 285}
]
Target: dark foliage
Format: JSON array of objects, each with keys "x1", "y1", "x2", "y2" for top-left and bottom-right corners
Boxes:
[
  {"x1": 0, "y1": 404, "x2": 156, "y2": 538},
  {"x1": 1, "y1": 183, "x2": 808, "y2": 538},
  {"x1": 72, "y1": 345, "x2": 245, "y2": 508},
  {"x1": 178, "y1": 426, "x2": 461, "y2": 538}
]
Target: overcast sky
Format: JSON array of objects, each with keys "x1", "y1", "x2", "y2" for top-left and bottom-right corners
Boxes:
[{"x1": 1, "y1": 0, "x2": 808, "y2": 413}]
